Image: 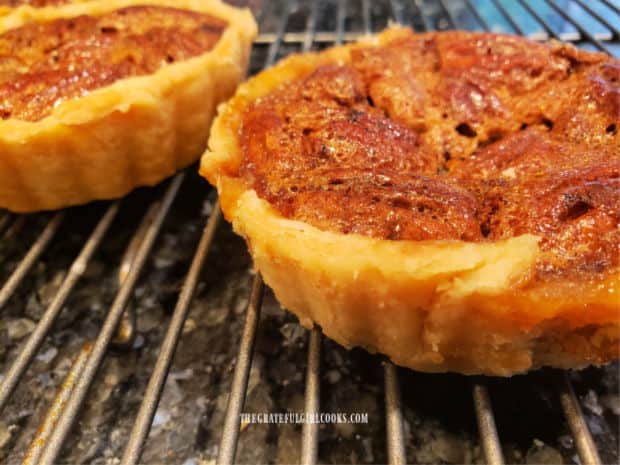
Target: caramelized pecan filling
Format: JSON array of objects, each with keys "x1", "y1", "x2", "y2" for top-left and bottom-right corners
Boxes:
[
  {"x1": 0, "y1": 6, "x2": 227, "y2": 121},
  {"x1": 240, "y1": 31, "x2": 620, "y2": 278}
]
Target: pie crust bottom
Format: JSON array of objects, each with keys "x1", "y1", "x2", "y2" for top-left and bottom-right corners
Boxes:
[{"x1": 230, "y1": 190, "x2": 618, "y2": 376}]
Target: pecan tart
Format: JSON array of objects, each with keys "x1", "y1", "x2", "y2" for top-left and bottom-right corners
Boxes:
[
  {"x1": 0, "y1": 0, "x2": 256, "y2": 211},
  {"x1": 201, "y1": 28, "x2": 619, "y2": 375}
]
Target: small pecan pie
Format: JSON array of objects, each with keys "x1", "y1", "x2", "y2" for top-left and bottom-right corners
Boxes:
[
  {"x1": 0, "y1": 0, "x2": 256, "y2": 211},
  {"x1": 201, "y1": 28, "x2": 619, "y2": 375}
]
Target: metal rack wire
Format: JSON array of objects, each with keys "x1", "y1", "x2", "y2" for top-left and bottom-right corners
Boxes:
[{"x1": 0, "y1": 0, "x2": 618, "y2": 464}]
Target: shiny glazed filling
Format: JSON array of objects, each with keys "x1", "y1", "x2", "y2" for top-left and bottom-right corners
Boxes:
[
  {"x1": 239, "y1": 31, "x2": 620, "y2": 279},
  {"x1": 0, "y1": 5, "x2": 227, "y2": 121}
]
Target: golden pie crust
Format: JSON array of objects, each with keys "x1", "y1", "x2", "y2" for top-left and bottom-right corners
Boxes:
[
  {"x1": 0, "y1": 0, "x2": 256, "y2": 212},
  {"x1": 201, "y1": 28, "x2": 619, "y2": 376}
]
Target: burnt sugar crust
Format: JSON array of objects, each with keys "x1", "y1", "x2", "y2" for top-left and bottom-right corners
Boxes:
[
  {"x1": 0, "y1": 0, "x2": 256, "y2": 212},
  {"x1": 201, "y1": 28, "x2": 619, "y2": 376}
]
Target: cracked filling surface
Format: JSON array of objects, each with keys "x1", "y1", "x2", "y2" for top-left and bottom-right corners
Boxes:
[
  {"x1": 0, "y1": 5, "x2": 227, "y2": 121},
  {"x1": 239, "y1": 31, "x2": 619, "y2": 279}
]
